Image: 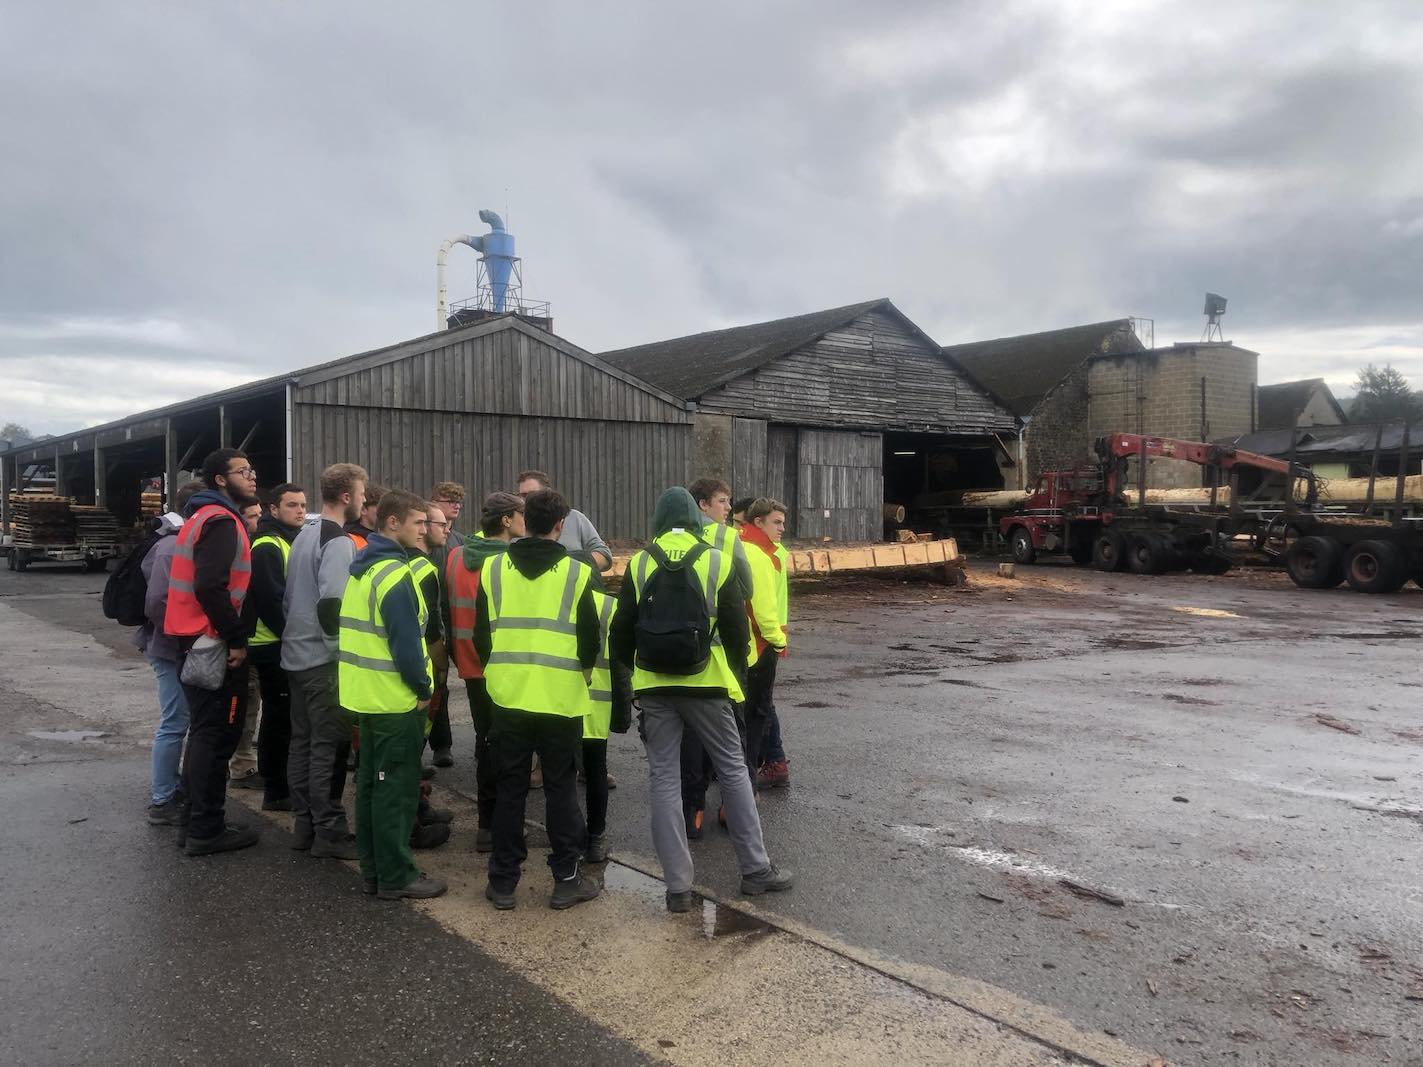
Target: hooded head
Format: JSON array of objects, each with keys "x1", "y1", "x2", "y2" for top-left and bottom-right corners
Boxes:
[{"x1": 651, "y1": 486, "x2": 705, "y2": 537}]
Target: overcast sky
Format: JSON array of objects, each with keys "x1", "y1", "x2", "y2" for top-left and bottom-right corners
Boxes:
[{"x1": 3, "y1": 1, "x2": 1421, "y2": 435}]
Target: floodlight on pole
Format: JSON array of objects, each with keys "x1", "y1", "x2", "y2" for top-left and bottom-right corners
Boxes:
[{"x1": 1202, "y1": 292, "x2": 1227, "y2": 342}]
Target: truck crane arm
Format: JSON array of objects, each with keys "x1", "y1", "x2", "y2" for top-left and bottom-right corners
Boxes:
[{"x1": 1096, "y1": 432, "x2": 1317, "y2": 503}]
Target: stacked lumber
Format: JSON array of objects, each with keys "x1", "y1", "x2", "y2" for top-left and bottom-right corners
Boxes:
[
  {"x1": 139, "y1": 491, "x2": 164, "y2": 519},
  {"x1": 71, "y1": 505, "x2": 119, "y2": 543},
  {"x1": 8, "y1": 496, "x2": 75, "y2": 546},
  {"x1": 1317, "y1": 474, "x2": 1423, "y2": 504},
  {"x1": 957, "y1": 490, "x2": 1030, "y2": 508}
]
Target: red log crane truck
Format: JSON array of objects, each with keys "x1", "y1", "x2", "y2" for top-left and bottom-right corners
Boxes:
[{"x1": 1000, "y1": 432, "x2": 1318, "y2": 576}]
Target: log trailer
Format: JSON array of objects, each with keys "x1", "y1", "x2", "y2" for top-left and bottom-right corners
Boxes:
[
  {"x1": 1001, "y1": 432, "x2": 1317, "y2": 577},
  {"x1": 1277, "y1": 423, "x2": 1423, "y2": 594}
]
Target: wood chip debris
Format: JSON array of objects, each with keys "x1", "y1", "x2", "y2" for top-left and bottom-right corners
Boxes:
[
  {"x1": 1058, "y1": 879, "x2": 1126, "y2": 907},
  {"x1": 1314, "y1": 714, "x2": 1362, "y2": 735}
]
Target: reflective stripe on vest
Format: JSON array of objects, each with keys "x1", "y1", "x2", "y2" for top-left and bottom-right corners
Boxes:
[
  {"x1": 164, "y1": 504, "x2": 252, "y2": 639},
  {"x1": 484, "y1": 553, "x2": 591, "y2": 718},
  {"x1": 628, "y1": 530, "x2": 743, "y2": 703},
  {"x1": 583, "y1": 590, "x2": 616, "y2": 740},
  {"x1": 337, "y1": 558, "x2": 433, "y2": 714},
  {"x1": 444, "y1": 547, "x2": 487, "y2": 679},
  {"x1": 249, "y1": 534, "x2": 291, "y2": 648}
]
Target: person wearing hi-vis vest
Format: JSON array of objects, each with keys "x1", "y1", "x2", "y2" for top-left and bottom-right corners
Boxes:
[
  {"x1": 445, "y1": 491, "x2": 525, "y2": 853},
  {"x1": 474, "y1": 489, "x2": 603, "y2": 912},
  {"x1": 247, "y1": 482, "x2": 305, "y2": 812},
  {"x1": 338, "y1": 490, "x2": 447, "y2": 901},
  {"x1": 610, "y1": 487, "x2": 793, "y2": 912},
  {"x1": 163, "y1": 448, "x2": 260, "y2": 857},
  {"x1": 680, "y1": 477, "x2": 754, "y2": 839},
  {"x1": 582, "y1": 587, "x2": 633, "y2": 864},
  {"x1": 740, "y1": 497, "x2": 790, "y2": 786}
]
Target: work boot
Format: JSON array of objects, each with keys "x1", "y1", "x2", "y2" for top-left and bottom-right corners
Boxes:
[
  {"x1": 147, "y1": 799, "x2": 182, "y2": 826},
  {"x1": 291, "y1": 825, "x2": 315, "y2": 851},
  {"x1": 418, "y1": 798, "x2": 453, "y2": 825},
  {"x1": 362, "y1": 879, "x2": 377, "y2": 896},
  {"x1": 475, "y1": 827, "x2": 493, "y2": 854},
  {"x1": 310, "y1": 833, "x2": 359, "y2": 860},
  {"x1": 666, "y1": 890, "x2": 694, "y2": 913},
  {"x1": 175, "y1": 803, "x2": 191, "y2": 848},
  {"x1": 433, "y1": 748, "x2": 454, "y2": 769},
  {"x1": 378, "y1": 873, "x2": 447, "y2": 901},
  {"x1": 585, "y1": 833, "x2": 609, "y2": 864},
  {"x1": 185, "y1": 824, "x2": 260, "y2": 857},
  {"x1": 228, "y1": 770, "x2": 264, "y2": 791},
  {"x1": 261, "y1": 796, "x2": 293, "y2": 812},
  {"x1": 686, "y1": 807, "x2": 705, "y2": 841},
  {"x1": 756, "y1": 759, "x2": 790, "y2": 790},
  {"x1": 740, "y1": 864, "x2": 794, "y2": 896},
  {"x1": 550, "y1": 871, "x2": 602, "y2": 911},
  {"x1": 411, "y1": 822, "x2": 450, "y2": 850},
  {"x1": 485, "y1": 883, "x2": 516, "y2": 911}
]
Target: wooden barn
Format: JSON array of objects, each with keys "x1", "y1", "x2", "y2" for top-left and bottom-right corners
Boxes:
[
  {"x1": 1, "y1": 315, "x2": 694, "y2": 542},
  {"x1": 600, "y1": 300, "x2": 1019, "y2": 540}
]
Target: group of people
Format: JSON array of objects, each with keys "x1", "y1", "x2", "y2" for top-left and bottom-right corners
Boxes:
[{"x1": 129, "y1": 447, "x2": 795, "y2": 912}]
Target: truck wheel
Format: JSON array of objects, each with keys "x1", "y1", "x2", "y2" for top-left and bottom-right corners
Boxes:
[
  {"x1": 5, "y1": 550, "x2": 13, "y2": 572},
  {"x1": 1093, "y1": 530, "x2": 1127, "y2": 572},
  {"x1": 15, "y1": 550, "x2": 29, "y2": 572},
  {"x1": 1009, "y1": 527, "x2": 1037, "y2": 565},
  {"x1": 1127, "y1": 532, "x2": 1167, "y2": 575},
  {"x1": 1285, "y1": 536, "x2": 1344, "y2": 589},
  {"x1": 1191, "y1": 551, "x2": 1234, "y2": 576},
  {"x1": 1344, "y1": 540, "x2": 1408, "y2": 594}
]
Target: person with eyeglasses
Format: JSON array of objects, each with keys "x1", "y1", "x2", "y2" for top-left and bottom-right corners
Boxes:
[
  {"x1": 429, "y1": 481, "x2": 466, "y2": 549},
  {"x1": 413, "y1": 502, "x2": 454, "y2": 771},
  {"x1": 162, "y1": 448, "x2": 262, "y2": 855}
]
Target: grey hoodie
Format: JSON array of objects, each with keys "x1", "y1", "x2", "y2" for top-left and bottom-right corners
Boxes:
[{"x1": 134, "y1": 512, "x2": 183, "y2": 662}]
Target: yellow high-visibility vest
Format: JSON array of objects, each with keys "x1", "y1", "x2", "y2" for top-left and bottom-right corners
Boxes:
[
  {"x1": 337, "y1": 559, "x2": 432, "y2": 714},
  {"x1": 773, "y1": 543, "x2": 790, "y2": 629},
  {"x1": 483, "y1": 553, "x2": 592, "y2": 718},
  {"x1": 249, "y1": 534, "x2": 291, "y2": 648},
  {"x1": 584, "y1": 589, "x2": 616, "y2": 741},
  {"x1": 745, "y1": 544, "x2": 786, "y2": 665},
  {"x1": 626, "y1": 530, "x2": 744, "y2": 703}
]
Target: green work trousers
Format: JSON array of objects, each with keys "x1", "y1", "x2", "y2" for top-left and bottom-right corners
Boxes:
[{"x1": 355, "y1": 708, "x2": 424, "y2": 892}]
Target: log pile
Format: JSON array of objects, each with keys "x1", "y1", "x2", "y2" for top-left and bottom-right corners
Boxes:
[{"x1": 8, "y1": 496, "x2": 75, "y2": 546}]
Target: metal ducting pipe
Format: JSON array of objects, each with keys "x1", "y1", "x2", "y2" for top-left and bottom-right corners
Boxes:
[{"x1": 436, "y1": 234, "x2": 476, "y2": 330}]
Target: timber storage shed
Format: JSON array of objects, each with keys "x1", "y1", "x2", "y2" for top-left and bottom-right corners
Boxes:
[
  {"x1": 600, "y1": 299, "x2": 1018, "y2": 540},
  {"x1": 1, "y1": 315, "x2": 695, "y2": 541}
]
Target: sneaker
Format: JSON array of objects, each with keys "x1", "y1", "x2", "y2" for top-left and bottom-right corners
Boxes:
[
  {"x1": 228, "y1": 770, "x2": 264, "y2": 791},
  {"x1": 362, "y1": 878, "x2": 377, "y2": 896},
  {"x1": 411, "y1": 822, "x2": 450, "y2": 850},
  {"x1": 585, "y1": 833, "x2": 608, "y2": 864},
  {"x1": 147, "y1": 800, "x2": 182, "y2": 826},
  {"x1": 475, "y1": 828, "x2": 493, "y2": 854},
  {"x1": 185, "y1": 824, "x2": 260, "y2": 856},
  {"x1": 433, "y1": 748, "x2": 454, "y2": 768},
  {"x1": 606, "y1": 772, "x2": 617, "y2": 791},
  {"x1": 485, "y1": 883, "x2": 516, "y2": 910},
  {"x1": 685, "y1": 807, "x2": 705, "y2": 841},
  {"x1": 261, "y1": 796, "x2": 293, "y2": 812},
  {"x1": 378, "y1": 873, "x2": 447, "y2": 901},
  {"x1": 550, "y1": 872, "x2": 602, "y2": 911},
  {"x1": 666, "y1": 890, "x2": 694, "y2": 913},
  {"x1": 756, "y1": 759, "x2": 790, "y2": 790},
  {"x1": 740, "y1": 864, "x2": 793, "y2": 896},
  {"x1": 310, "y1": 834, "x2": 359, "y2": 860}
]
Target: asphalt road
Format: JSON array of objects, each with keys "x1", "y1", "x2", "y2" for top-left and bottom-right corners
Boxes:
[{"x1": 1, "y1": 556, "x2": 1420, "y2": 1064}]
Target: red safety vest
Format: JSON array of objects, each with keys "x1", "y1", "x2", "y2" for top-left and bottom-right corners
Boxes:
[
  {"x1": 164, "y1": 504, "x2": 252, "y2": 638},
  {"x1": 444, "y1": 547, "x2": 484, "y2": 679}
]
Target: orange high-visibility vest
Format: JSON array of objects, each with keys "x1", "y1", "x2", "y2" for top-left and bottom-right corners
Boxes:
[
  {"x1": 164, "y1": 504, "x2": 252, "y2": 638},
  {"x1": 444, "y1": 547, "x2": 484, "y2": 679}
]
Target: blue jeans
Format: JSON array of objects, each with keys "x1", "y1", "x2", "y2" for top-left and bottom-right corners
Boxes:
[
  {"x1": 148, "y1": 655, "x2": 190, "y2": 805},
  {"x1": 764, "y1": 705, "x2": 786, "y2": 763}
]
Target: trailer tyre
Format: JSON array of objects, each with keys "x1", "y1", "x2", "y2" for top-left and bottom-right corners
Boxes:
[
  {"x1": 1009, "y1": 527, "x2": 1037, "y2": 565},
  {"x1": 14, "y1": 550, "x2": 29, "y2": 572},
  {"x1": 1344, "y1": 540, "x2": 1408, "y2": 594},
  {"x1": 1127, "y1": 532, "x2": 1168, "y2": 575},
  {"x1": 1093, "y1": 530, "x2": 1128, "y2": 572},
  {"x1": 1284, "y1": 536, "x2": 1344, "y2": 589},
  {"x1": 1190, "y1": 550, "x2": 1234, "y2": 576}
]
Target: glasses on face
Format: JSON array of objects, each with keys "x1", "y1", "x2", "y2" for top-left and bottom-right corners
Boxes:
[
  {"x1": 228, "y1": 466, "x2": 257, "y2": 480},
  {"x1": 428, "y1": 520, "x2": 450, "y2": 529}
]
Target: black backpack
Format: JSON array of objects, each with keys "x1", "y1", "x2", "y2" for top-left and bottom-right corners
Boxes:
[
  {"x1": 634, "y1": 541, "x2": 713, "y2": 675},
  {"x1": 103, "y1": 527, "x2": 165, "y2": 626}
]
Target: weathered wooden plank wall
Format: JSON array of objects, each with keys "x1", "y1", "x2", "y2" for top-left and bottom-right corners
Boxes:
[
  {"x1": 292, "y1": 404, "x2": 692, "y2": 541},
  {"x1": 794, "y1": 428, "x2": 882, "y2": 541},
  {"x1": 731, "y1": 418, "x2": 768, "y2": 499},
  {"x1": 697, "y1": 309, "x2": 1016, "y2": 434}
]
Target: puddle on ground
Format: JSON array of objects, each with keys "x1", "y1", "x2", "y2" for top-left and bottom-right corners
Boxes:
[
  {"x1": 601, "y1": 863, "x2": 776, "y2": 940},
  {"x1": 27, "y1": 730, "x2": 108, "y2": 742}
]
